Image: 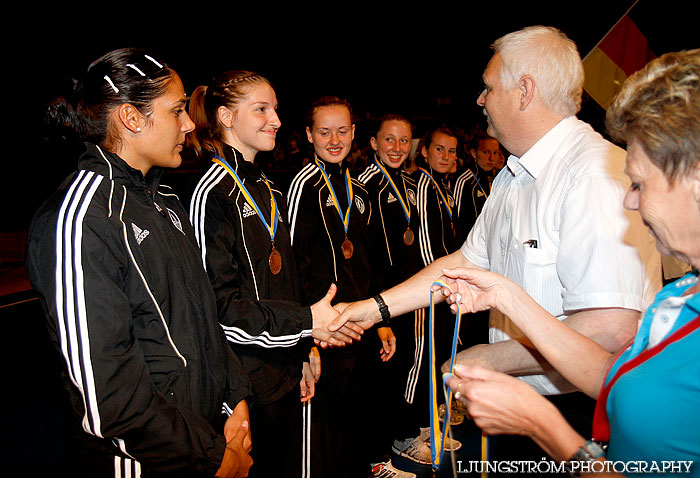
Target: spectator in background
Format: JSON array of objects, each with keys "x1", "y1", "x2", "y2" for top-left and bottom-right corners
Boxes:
[{"x1": 452, "y1": 133, "x2": 503, "y2": 244}]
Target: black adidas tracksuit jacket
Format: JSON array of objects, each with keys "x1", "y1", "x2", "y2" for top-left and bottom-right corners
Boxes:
[
  {"x1": 286, "y1": 157, "x2": 373, "y2": 477},
  {"x1": 25, "y1": 143, "x2": 251, "y2": 477},
  {"x1": 452, "y1": 164, "x2": 493, "y2": 244},
  {"x1": 392, "y1": 164, "x2": 459, "y2": 436},
  {"x1": 358, "y1": 158, "x2": 429, "y2": 456},
  {"x1": 414, "y1": 165, "x2": 459, "y2": 266},
  {"x1": 358, "y1": 157, "x2": 422, "y2": 297},
  {"x1": 189, "y1": 146, "x2": 312, "y2": 408},
  {"x1": 287, "y1": 158, "x2": 372, "y2": 306}
]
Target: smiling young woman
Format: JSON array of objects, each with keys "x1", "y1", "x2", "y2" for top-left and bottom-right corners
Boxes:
[
  {"x1": 358, "y1": 114, "x2": 424, "y2": 477},
  {"x1": 287, "y1": 96, "x2": 403, "y2": 477},
  {"x1": 187, "y1": 72, "x2": 356, "y2": 478}
]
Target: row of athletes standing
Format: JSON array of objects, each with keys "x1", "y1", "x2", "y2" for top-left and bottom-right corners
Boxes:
[
  {"x1": 184, "y1": 67, "x2": 502, "y2": 478},
  {"x1": 356, "y1": 115, "x2": 502, "y2": 471}
]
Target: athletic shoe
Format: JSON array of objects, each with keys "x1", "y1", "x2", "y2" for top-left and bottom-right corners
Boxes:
[
  {"x1": 419, "y1": 427, "x2": 462, "y2": 451},
  {"x1": 391, "y1": 437, "x2": 432, "y2": 465},
  {"x1": 371, "y1": 460, "x2": 417, "y2": 478}
]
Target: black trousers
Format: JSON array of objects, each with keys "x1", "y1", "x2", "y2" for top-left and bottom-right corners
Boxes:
[
  {"x1": 392, "y1": 304, "x2": 456, "y2": 443},
  {"x1": 249, "y1": 386, "x2": 304, "y2": 478},
  {"x1": 308, "y1": 346, "x2": 356, "y2": 478},
  {"x1": 344, "y1": 331, "x2": 398, "y2": 477}
]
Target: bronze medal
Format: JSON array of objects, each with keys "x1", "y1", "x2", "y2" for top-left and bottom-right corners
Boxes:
[
  {"x1": 341, "y1": 238, "x2": 354, "y2": 259},
  {"x1": 403, "y1": 227, "x2": 414, "y2": 246},
  {"x1": 269, "y1": 246, "x2": 282, "y2": 275}
]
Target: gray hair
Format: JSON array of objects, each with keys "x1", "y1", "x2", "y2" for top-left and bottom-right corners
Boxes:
[
  {"x1": 492, "y1": 26, "x2": 584, "y2": 117},
  {"x1": 606, "y1": 49, "x2": 700, "y2": 182}
]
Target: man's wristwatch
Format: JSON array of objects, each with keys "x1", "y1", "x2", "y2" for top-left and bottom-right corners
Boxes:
[
  {"x1": 373, "y1": 294, "x2": 391, "y2": 325},
  {"x1": 565, "y1": 440, "x2": 606, "y2": 477}
]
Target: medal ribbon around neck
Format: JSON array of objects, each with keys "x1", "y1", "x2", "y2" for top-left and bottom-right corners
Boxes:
[
  {"x1": 374, "y1": 155, "x2": 411, "y2": 226},
  {"x1": 315, "y1": 156, "x2": 353, "y2": 235},
  {"x1": 428, "y1": 280, "x2": 462, "y2": 471},
  {"x1": 418, "y1": 167, "x2": 453, "y2": 220},
  {"x1": 213, "y1": 155, "x2": 279, "y2": 243},
  {"x1": 473, "y1": 172, "x2": 489, "y2": 199}
]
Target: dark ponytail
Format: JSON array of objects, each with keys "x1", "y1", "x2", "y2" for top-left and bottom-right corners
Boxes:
[
  {"x1": 42, "y1": 77, "x2": 84, "y2": 146},
  {"x1": 43, "y1": 48, "x2": 175, "y2": 149}
]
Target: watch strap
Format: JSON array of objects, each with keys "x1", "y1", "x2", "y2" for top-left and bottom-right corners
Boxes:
[{"x1": 373, "y1": 294, "x2": 391, "y2": 324}]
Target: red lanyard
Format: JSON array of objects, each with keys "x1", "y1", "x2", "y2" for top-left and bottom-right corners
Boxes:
[{"x1": 592, "y1": 314, "x2": 700, "y2": 441}]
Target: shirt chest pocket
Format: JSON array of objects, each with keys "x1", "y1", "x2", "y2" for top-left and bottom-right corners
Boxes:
[{"x1": 507, "y1": 240, "x2": 559, "y2": 309}]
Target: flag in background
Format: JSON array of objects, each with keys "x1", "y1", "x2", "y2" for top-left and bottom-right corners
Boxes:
[{"x1": 583, "y1": 0, "x2": 656, "y2": 110}]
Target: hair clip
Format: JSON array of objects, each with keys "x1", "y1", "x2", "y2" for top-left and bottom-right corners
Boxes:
[
  {"x1": 104, "y1": 75, "x2": 119, "y2": 94},
  {"x1": 127, "y1": 64, "x2": 146, "y2": 77},
  {"x1": 144, "y1": 55, "x2": 163, "y2": 69}
]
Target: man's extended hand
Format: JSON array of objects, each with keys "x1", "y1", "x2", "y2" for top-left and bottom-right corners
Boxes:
[
  {"x1": 311, "y1": 284, "x2": 365, "y2": 347},
  {"x1": 328, "y1": 298, "x2": 382, "y2": 335}
]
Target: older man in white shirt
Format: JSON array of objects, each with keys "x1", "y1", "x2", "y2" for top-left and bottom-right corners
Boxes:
[{"x1": 330, "y1": 24, "x2": 661, "y2": 462}]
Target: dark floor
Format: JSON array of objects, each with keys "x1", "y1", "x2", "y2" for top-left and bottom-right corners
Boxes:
[{"x1": 2, "y1": 289, "x2": 71, "y2": 475}]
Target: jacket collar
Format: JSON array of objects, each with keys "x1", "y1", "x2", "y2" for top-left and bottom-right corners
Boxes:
[
  {"x1": 78, "y1": 142, "x2": 164, "y2": 193},
  {"x1": 422, "y1": 164, "x2": 449, "y2": 184},
  {"x1": 375, "y1": 154, "x2": 404, "y2": 178},
  {"x1": 223, "y1": 145, "x2": 263, "y2": 180},
  {"x1": 315, "y1": 155, "x2": 346, "y2": 177}
]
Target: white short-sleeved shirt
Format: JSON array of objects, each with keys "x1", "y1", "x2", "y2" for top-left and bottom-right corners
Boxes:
[{"x1": 461, "y1": 116, "x2": 662, "y2": 395}]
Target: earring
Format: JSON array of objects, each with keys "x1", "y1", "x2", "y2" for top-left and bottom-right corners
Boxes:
[{"x1": 136, "y1": 127, "x2": 142, "y2": 133}]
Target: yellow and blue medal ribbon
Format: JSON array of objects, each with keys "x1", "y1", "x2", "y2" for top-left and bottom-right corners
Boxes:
[
  {"x1": 374, "y1": 155, "x2": 411, "y2": 226},
  {"x1": 315, "y1": 157, "x2": 353, "y2": 236},
  {"x1": 418, "y1": 167, "x2": 453, "y2": 221},
  {"x1": 473, "y1": 174, "x2": 489, "y2": 200},
  {"x1": 213, "y1": 156, "x2": 279, "y2": 242},
  {"x1": 428, "y1": 280, "x2": 462, "y2": 471}
]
